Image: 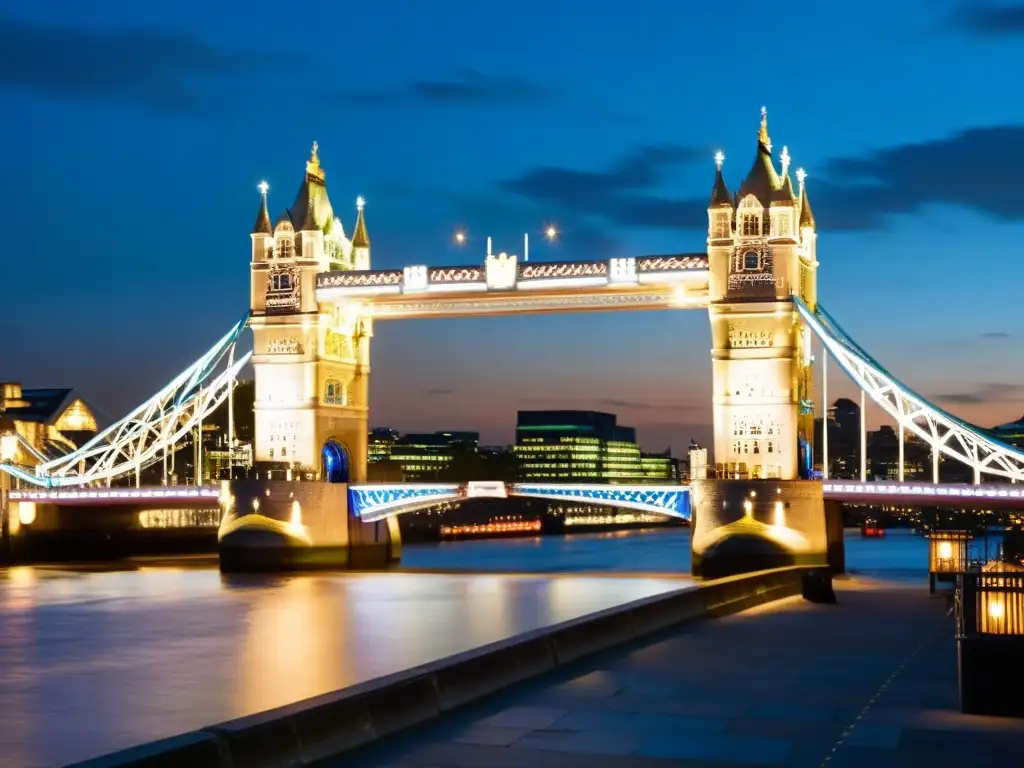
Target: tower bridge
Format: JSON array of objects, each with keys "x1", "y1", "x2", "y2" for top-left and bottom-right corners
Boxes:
[{"x1": 3, "y1": 110, "x2": 1024, "y2": 574}]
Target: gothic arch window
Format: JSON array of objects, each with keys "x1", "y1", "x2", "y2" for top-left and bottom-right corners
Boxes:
[
  {"x1": 743, "y1": 250, "x2": 760, "y2": 271},
  {"x1": 324, "y1": 378, "x2": 348, "y2": 406}
]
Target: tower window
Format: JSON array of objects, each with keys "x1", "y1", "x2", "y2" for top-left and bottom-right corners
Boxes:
[
  {"x1": 743, "y1": 251, "x2": 760, "y2": 271},
  {"x1": 778, "y1": 213, "x2": 790, "y2": 237},
  {"x1": 741, "y1": 214, "x2": 760, "y2": 236},
  {"x1": 713, "y1": 213, "x2": 731, "y2": 239},
  {"x1": 276, "y1": 236, "x2": 295, "y2": 260},
  {"x1": 271, "y1": 273, "x2": 292, "y2": 291}
]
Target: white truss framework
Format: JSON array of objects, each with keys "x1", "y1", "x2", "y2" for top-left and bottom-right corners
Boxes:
[
  {"x1": 797, "y1": 299, "x2": 1024, "y2": 483},
  {"x1": 1, "y1": 319, "x2": 252, "y2": 488}
]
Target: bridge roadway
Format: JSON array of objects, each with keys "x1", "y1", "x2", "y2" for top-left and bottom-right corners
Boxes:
[{"x1": 10, "y1": 479, "x2": 1024, "y2": 515}]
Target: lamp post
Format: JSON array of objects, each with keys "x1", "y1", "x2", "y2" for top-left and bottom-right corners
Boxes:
[{"x1": 455, "y1": 225, "x2": 559, "y2": 260}]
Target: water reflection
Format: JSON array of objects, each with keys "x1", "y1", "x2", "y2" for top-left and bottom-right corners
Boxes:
[{"x1": 0, "y1": 568, "x2": 687, "y2": 768}]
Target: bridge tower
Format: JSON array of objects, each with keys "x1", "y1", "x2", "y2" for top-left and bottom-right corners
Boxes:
[
  {"x1": 248, "y1": 144, "x2": 371, "y2": 483},
  {"x1": 693, "y1": 109, "x2": 834, "y2": 578},
  {"x1": 706, "y1": 109, "x2": 817, "y2": 481}
]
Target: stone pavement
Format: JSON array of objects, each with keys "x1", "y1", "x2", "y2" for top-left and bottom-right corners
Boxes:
[{"x1": 324, "y1": 578, "x2": 1024, "y2": 767}]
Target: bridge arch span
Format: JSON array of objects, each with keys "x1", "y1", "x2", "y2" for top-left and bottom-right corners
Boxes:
[{"x1": 349, "y1": 482, "x2": 691, "y2": 523}]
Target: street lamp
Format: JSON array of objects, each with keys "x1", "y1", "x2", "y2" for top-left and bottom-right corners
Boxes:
[
  {"x1": 453, "y1": 230, "x2": 467, "y2": 246},
  {"x1": 523, "y1": 224, "x2": 559, "y2": 262}
]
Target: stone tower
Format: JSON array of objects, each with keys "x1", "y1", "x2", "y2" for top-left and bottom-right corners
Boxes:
[
  {"x1": 706, "y1": 110, "x2": 818, "y2": 480},
  {"x1": 248, "y1": 144, "x2": 371, "y2": 482}
]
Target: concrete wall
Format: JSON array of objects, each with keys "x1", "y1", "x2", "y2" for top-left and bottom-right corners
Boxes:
[{"x1": 691, "y1": 478, "x2": 832, "y2": 578}]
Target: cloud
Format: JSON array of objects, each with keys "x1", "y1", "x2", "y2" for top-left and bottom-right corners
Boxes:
[
  {"x1": 0, "y1": 11, "x2": 303, "y2": 110},
  {"x1": 948, "y1": 2, "x2": 1024, "y2": 36},
  {"x1": 425, "y1": 388, "x2": 454, "y2": 396},
  {"x1": 980, "y1": 331, "x2": 1012, "y2": 339},
  {"x1": 932, "y1": 382, "x2": 1024, "y2": 405},
  {"x1": 500, "y1": 144, "x2": 703, "y2": 230},
  {"x1": 334, "y1": 68, "x2": 552, "y2": 108}
]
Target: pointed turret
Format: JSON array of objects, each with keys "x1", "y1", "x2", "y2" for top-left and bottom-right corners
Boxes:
[
  {"x1": 771, "y1": 146, "x2": 797, "y2": 206},
  {"x1": 252, "y1": 181, "x2": 272, "y2": 235},
  {"x1": 797, "y1": 169, "x2": 816, "y2": 229},
  {"x1": 709, "y1": 152, "x2": 732, "y2": 207},
  {"x1": 289, "y1": 141, "x2": 335, "y2": 233},
  {"x1": 352, "y1": 196, "x2": 370, "y2": 248},
  {"x1": 737, "y1": 107, "x2": 780, "y2": 206}
]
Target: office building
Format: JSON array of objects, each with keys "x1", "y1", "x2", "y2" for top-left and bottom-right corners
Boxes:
[{"x1": 515, "y1": 410, "x2": 655, "y2": 483}]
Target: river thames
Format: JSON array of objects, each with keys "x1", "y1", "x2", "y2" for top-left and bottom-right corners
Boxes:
[{"x1": 0, "y1": 528, "x2": 961, "y2": 767}]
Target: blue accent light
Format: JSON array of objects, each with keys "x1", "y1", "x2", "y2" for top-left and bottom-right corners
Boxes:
[
  {"x1": 322, "y1": 440, "x2": 349, "y2": 484},
  {"x1": 512, "y1": 484, "x2": 691, "y2": 519},
  {"x1": 349, "y1": 484, "x2": 462, "y2": 521}
]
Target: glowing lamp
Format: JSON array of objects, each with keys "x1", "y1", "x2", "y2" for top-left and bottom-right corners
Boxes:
[
  {"x1": 544, "y1": 225, "x2": 558, "y2": 240},
  {"x1": 454, "y1": 230, "x2": 467, "y2": 245},
  {"x1": 18, "y1": 502, "x2": 36, "y2": 526},
  {"x1": 0, "y1": 432, "x2": 17, "y2": 462},
  {"x1": 929, "y1": 530, "x2": 971, "y2": 592},
  {"x1": 957, "y1": 566, "x2": 1024, "y2": 717}
]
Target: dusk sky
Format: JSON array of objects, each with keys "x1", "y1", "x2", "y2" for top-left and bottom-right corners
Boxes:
[{"x1": 3, "y1": 0, "x2": 1024, "y2": 452}]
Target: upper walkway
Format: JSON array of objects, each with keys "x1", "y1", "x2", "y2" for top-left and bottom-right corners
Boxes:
[{"x1": 335, "y1": 581, "x2": 1024, "y2": 767}]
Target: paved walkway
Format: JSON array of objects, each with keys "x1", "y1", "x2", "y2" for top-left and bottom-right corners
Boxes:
[{"x1": 329, "y1": 579, "x2": 1024, "y2": 767}]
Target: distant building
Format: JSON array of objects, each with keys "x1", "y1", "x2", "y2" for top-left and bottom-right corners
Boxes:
[
  {"x1": 0, "y1": 382, "x2": 99, "y2": 467},
  {"x1": 515, "y1": 410, "x2": 658, "y2": 483},
  {"x1": 389, "y1": 431, "x2": 480, "y2": 481},
  {"x1": 367, "y1": 428, "x2": 400, "y2": 463},
  {"x1": 640, "y1": 450, "x2": 680, "y2": 482}
]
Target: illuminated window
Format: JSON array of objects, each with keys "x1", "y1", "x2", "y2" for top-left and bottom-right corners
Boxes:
[
  {"x1": 713, "y1": 213, "x2": 731, "y2": 239},
  {"x1": 276, "y1": 235, "x2": 295, "y2": 260},
  {"x1": 741, "y1": 214, "x2": 759, "y2": 236},
  {"x1": 777, "y1": 213, "x2": 790, "y2": 237}
]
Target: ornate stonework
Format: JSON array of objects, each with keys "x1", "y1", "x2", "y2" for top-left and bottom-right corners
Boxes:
[
  {"x1": 267, "y1": 338, "x2": 301, "y2": 354},
  {"x1": 728, "y1": 324, "x2": 774, "y2": 349},
  {"x1": 324, "y1": 329, "x2": 356, "y2": 360}
]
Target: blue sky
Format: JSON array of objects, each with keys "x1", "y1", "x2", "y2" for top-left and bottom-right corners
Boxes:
[{"x1": 3, "y1": 0, "x2": 1024, "y2": 451}]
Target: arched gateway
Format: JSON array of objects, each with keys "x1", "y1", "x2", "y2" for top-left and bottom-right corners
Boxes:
[{"x1": 220, "y1": 112, "x2": 836, "y2": 575}]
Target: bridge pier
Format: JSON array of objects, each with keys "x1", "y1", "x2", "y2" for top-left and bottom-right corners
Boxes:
[
  {"x1": 690, "y1": 479, "x2": 842, "y2": 579},
  {"x1": 218, "y1": 479, "x2": 400, "y2": 572}
]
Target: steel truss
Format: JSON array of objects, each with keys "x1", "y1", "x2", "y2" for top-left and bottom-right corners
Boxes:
[
  {"x1": 2, "y1": 318, "x2": 252, "y2": 488},
  {"x1": 797, "y1": 299, "x2": 1024, "y2": 483}
]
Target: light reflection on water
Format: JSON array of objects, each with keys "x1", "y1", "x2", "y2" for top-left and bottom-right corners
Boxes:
[
  {"x1": 0, "y1": 567, "x2": 690, "y2": 768},
  {"x1": 0, "y1": 525, "x2": 944, "y2": 767}
]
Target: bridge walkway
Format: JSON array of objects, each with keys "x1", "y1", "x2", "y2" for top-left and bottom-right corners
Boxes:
[{"x1": 331, "y1": 581, "x2": 1024, "y2": 767}]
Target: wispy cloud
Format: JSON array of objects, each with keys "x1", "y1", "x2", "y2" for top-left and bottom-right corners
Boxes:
[
  {"x1": 501, "y1": 144, "x2": 703, "y2": 230},
  {"x1": 425, "y1": 388, "x2": 455, "y2": 396},
  {"x1": 333, "y1": 68, "x2": 553, "y2": 108},
  {"x1": 947, "y1": 1, "x2": 1024, "y2": 36},
  {"x1": 932, "y1": 382, "x2": 1024, "y2": 405},
  {"x1": 980, "y1": 331, "x2": 1012, "y2": 339},
  {"x1": 0, "y1": 11, "x2": 304, "y2": 110}
]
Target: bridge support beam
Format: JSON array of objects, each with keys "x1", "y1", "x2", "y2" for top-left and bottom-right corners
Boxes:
[
  {"x1": 218, "y1": 479, "x2": 400, "y2": 572},
  {"x1": 690, "y1": 479, "x2": 841, "y2": 579}
]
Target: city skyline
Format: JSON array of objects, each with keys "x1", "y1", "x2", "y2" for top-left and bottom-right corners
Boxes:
[{"x1": 4, "y1": 1, "x2": 1024, "y2": 452}]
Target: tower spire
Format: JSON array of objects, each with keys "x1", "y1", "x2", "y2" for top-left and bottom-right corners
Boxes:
[
  {"x1": 758, "y1": 106, "x2": 772, "y2": 153},
  {"x1": 306, "y1": 140, "x2": 325, "y2": 182},
  {"x1": 252, "y1": 180, "x2": 272, "y2": 235},
  {"x1": 352, "y1": 196, "x2": 370, "y2": 248},
  {"x1": 797, "y1": 169, "x2": 815, "y2": 229},
  {"x1": 709, "y1": 152, "x2": 732, "y2": 208}
]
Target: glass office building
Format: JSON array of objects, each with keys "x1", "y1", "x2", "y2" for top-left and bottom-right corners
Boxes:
[{"x1": 515, "y1": 410, "x2": 665, "y2": 483}]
